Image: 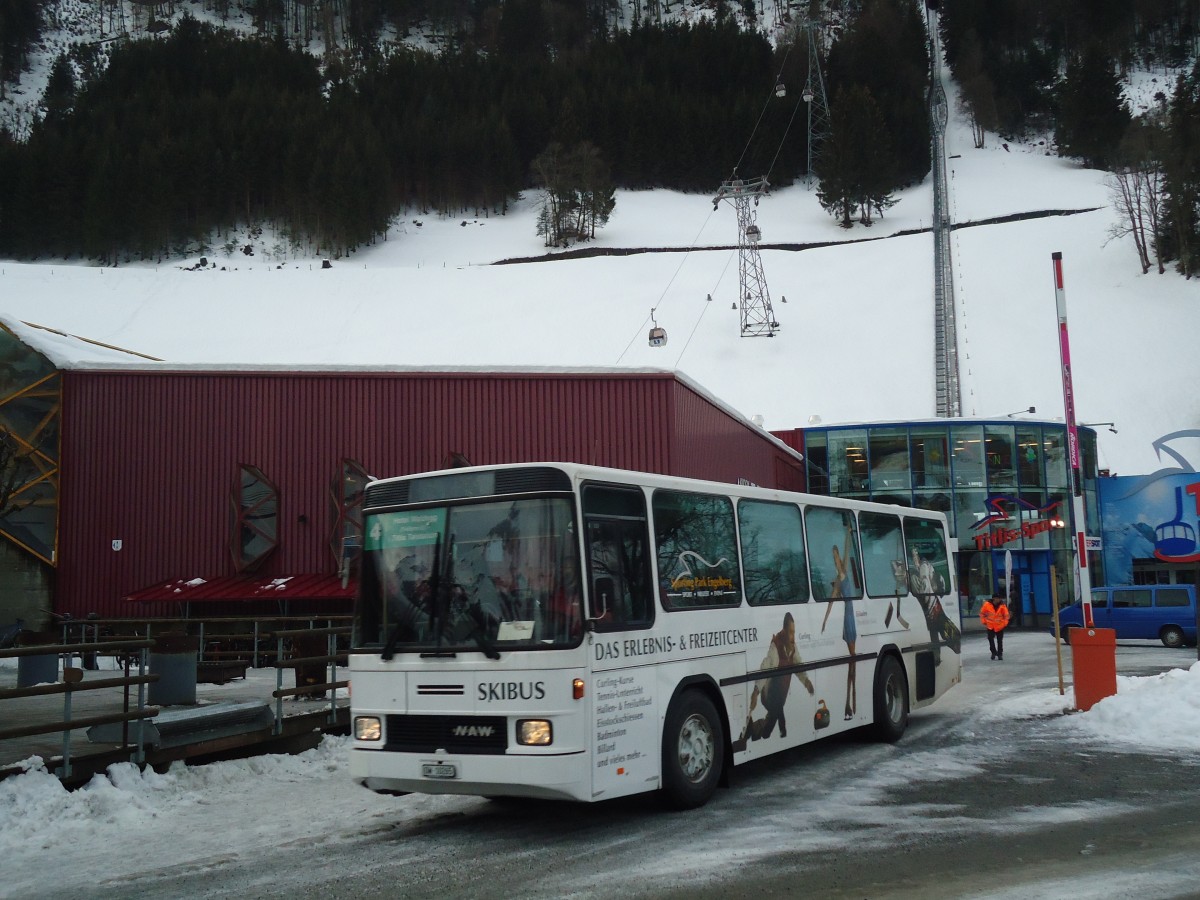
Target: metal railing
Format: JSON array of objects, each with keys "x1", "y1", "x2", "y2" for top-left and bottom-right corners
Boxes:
[
  {"x1": 1, "y1": 618, "x2": 352, "y2": 781},
  {"x1": 0, "y1": 639, "x2": 158, "y2": 778},
  {"x1": 52, "y1": 615, "x2": 352, "y2": 670},
  {"x1": 271, "y1": 626, "x2": 350, "y2": 734}
]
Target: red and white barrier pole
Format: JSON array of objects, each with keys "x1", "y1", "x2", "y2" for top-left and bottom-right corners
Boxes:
[{"x1": 1052, "y1": 251, "x2": 1093, "y2": 627}]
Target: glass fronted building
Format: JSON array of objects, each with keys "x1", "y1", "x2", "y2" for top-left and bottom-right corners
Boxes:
[{"x1": 777, "y1": 420, "x2": 1102, "y2": 634}]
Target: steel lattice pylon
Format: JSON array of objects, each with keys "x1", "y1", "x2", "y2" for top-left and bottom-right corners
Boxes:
[
  {"x1": 800, "y1": 19, "x2": 831, "y2": 187},
  {"x1": 927, "y1": 7, "x2": 961, "y2": 417},
  {"x1": 713, "y1": 176, "x2": 779, "y2": 338}
]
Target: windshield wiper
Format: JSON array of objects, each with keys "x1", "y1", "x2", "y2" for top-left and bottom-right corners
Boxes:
[
  {"x1": 380, "y1": 620, "x2": 403, "y2": 661},
  {"x1": 379, "y1": 531, "x2": 501, "y2": 661},
  {"x1": 380, "y1": 534, "x2": 441, "y2": 661},
  {"x1": 432, "y1": 533, "x2": 451, "y2": 653},
  {"x1": 466, "y1": 607, "x2": 501, "y2": 660}
]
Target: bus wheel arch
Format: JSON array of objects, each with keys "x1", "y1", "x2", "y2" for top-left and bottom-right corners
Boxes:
[
  {"x1": 872, "y1": 651, "x2": 909, "y2": 743},
  {"x1": 660, "y1": 682, "x2": 727, "y2": 810}
]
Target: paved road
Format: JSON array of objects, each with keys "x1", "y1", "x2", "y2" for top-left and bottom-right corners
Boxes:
[{"x1": 83, "y1": 631, "x2": 1199, "y2": 900}]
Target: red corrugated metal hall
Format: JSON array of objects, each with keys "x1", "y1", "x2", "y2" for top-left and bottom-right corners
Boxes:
[{"x1": 0, "y1": 324, "x2": 805, "y2": 624}]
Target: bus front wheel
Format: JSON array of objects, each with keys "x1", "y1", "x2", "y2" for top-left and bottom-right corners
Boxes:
[
  {"x1": 660, "y1": 690, "x2": 724, "y2": 810},
  {"x1": 872, "y1": 655, "x2": 909, "y2": 743}
]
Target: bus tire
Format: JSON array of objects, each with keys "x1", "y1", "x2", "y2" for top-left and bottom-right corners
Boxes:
[
  {"x1": 872, "y1": 654, "x2": 908, "y2": 743},
  {"x1": 660, "y1": 690, "x2": 724, "y2": 810}
]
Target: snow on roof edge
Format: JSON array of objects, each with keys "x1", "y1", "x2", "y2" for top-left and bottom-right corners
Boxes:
[
  {"x1": 0, "y1": 315, "x2": 806, "y2": 466},
  {"x1": 1, "y1": 316, "x2": 162, "y2": 366}
]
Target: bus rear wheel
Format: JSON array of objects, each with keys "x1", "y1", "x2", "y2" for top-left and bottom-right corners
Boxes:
[
  {"x1": 872, "y1": 654, "x2": 909, "y2": 743},
  {"x1": 660, "y1": 690, "x2": 724, "y2": 810}
]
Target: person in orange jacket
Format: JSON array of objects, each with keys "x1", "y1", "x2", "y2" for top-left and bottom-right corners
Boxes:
[{"x1": 980, "y1": 594, "x2": 1011, "y2": 660}]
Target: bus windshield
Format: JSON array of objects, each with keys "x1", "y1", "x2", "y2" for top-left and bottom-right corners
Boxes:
[{"x1": 354, "y1": 496, "x2": 582, "y2": 654}]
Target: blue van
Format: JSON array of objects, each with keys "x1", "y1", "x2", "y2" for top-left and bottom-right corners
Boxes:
[{"x1": 1055, "y1": 585, "x2": 1198, "y2": 648}]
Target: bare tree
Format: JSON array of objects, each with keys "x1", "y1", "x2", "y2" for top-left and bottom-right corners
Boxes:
[
  {"x1": 569, "y1": 141, "x2": 615, "y2": 240},
  {"x1": 955, "y1": 31, "x2": 998, "y2": 149},
  {"x1": 1107, "y1": 121, "x2": 1167, "y2": 275},
  {"x1": 532, "y1": 141, "x2": 616, "y2": 248},
  {"x1": 532, "y1": 142, "x2": 571, "y2": 248}
]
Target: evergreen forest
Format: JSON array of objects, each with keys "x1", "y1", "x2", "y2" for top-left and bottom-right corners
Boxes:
[
  {"x1": 938, "y1": 0, "x2": 1200, "y2": 276},
  {"x1": 0, "y1": 0, "x2": 1198, "y2": 273}
]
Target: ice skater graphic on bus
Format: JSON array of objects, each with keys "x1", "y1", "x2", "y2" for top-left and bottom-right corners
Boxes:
[
  {"x1": 821, "y1": 527, "x2": 858, "y2": 720},
  {"x1": 907, "y1": 545, "x2": 962, "y2": 664},
  {"x1": 887, "y1": 557, "x2": 912, "y2": 630},
  {"x1": 739, "y1": 611, "x2": 814, "y2": 744}
]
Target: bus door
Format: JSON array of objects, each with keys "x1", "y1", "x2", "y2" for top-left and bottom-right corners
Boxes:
[
  {"x1": 581, "y1": 483, "x2": 659, "y2": 801},
  {"x1": 902, "y1": 517, "x2": 962, "y2": 701}
]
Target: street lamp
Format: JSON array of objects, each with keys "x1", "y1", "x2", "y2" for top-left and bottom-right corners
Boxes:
[
  {"x1": 1080, "y1": 422, "x2": 1117, "y2": 434},
  {"x1": 1005, "y1": 406, "x2": 1036, "y2": 418}
]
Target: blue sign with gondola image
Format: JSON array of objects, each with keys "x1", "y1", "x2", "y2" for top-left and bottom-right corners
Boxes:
[{"x1": 1101, "y1": 470, "x2": 1200, "y2": 584}]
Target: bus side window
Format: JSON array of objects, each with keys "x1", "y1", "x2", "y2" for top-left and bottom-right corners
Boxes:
[
  {"x1": 737, "y1": 499, "x2": 807, "y2": 605},
  {"x1": 804, "y1": 505, "x2": 862, "y2": 601},
  {"x1": 858, "y1": 510, "x2": 905, "y2": 598},
  {"x1": 653, "y1": 489, "x2": 742, "y2": 609},
  {"x1": 582, "y1": 484, "x2": 654, "y2": 631}
]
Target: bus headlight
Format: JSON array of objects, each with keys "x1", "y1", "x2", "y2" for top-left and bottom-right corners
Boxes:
[
  {"x1": 516, "y1": 719, "x2": 552, "y2": 746},
  {"x1": 354, "y1": 716, "x2": 382, "y2": 741}
]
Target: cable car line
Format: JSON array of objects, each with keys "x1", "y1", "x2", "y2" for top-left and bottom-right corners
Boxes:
[
  {"x1": 613, "y1": 205, "x2": 718, "y2": 364},
  {"x1": 674, "y1": 250, "x2": 738, "y2": 369},
  {"x1": 621, "y1": 27, "x2": 807, "y2": 357},
  {"x1": 729, "y1": 36, "x2": 795, "y2": 185}
]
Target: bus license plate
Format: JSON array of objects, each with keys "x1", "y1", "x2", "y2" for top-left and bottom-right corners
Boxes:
[{"x1": 422, "y1": 763, "x2": 457, "y2": 779}]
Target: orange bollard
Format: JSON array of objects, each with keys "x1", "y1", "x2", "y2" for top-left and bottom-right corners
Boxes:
[{"x1": 1069, "y1": 627, "x2": 1117, "y2": 712}]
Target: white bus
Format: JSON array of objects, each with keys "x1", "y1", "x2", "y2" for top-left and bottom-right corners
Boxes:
[{"x1": 350, "y1": 462, "x2": 962, "y2": 809}]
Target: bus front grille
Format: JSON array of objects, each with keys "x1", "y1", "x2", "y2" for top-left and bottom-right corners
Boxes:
[
  {"x1": 385, "y1": 714, "x2": 508, "y2": 754},
  {"x1": 417, "y1": 684, "x2": 465, "y2": 695}
]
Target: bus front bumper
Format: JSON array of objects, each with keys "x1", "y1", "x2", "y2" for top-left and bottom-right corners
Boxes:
[{"x1": 350, "y1": 747, "x2": 591, "y2": 802}]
